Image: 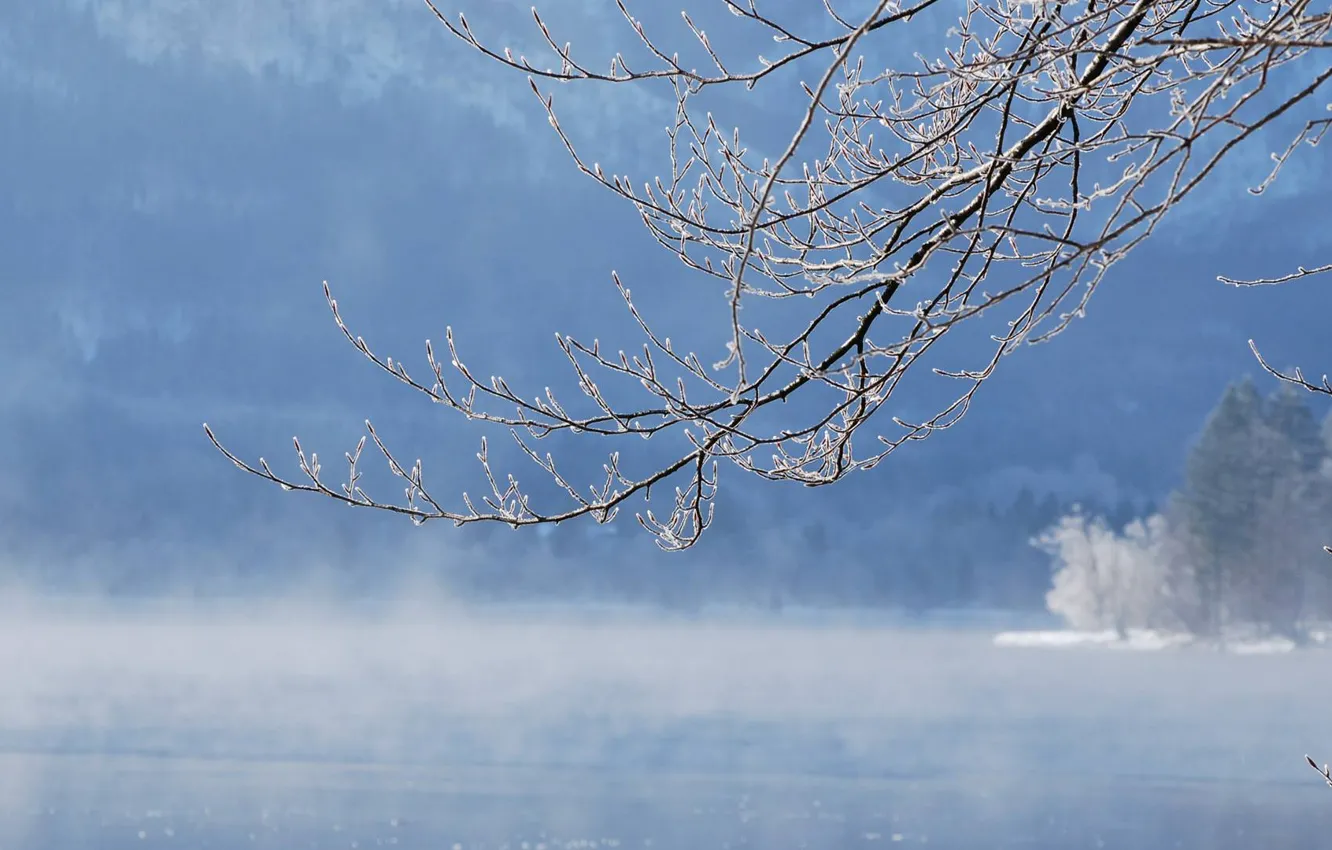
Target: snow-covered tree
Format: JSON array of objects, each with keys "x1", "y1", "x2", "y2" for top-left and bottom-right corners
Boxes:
[{"x1": 1038, "y1": 512, "x2": 1188, "y2": 636}]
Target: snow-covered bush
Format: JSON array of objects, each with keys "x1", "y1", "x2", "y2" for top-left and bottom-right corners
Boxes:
[{"x1": 1038, "y1": 512, "x2": 1189, "y2": 635}]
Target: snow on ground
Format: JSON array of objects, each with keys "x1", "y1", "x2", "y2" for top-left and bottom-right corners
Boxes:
[
  {"x1": 993, "y1": 628, "x2": 1300, "y2": 653},
  {"x1": 993, "y1": 629, "x2": 1192, "y2": 651},
  {"x1": 1225, "y1": 636, "x2": 1300, "y2": 654}
]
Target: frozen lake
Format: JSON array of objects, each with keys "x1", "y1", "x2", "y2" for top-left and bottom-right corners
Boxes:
[{"x1": 1, "y1": 597, "x2": 1330, "y2": 849}]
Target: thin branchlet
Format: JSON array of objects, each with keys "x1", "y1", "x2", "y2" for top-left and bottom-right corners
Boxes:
[{"x1": 1307, "y1": 754, "x2": 1332, "y2": 786}]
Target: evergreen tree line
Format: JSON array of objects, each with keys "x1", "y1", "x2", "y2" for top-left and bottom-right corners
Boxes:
[{"x1": 1042, "y1": 379, "x2": 1332, "y2": 638}]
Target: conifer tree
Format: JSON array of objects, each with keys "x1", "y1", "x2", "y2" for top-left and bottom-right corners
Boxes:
[
  {"x1": 1177, "y1": 379, "x2": 1267, "y2": 633},
  {"x1": 1321, "y1": 411, "x2": 1332, "y2": 463},
  {"x1": 1266, "y1": 385, "x2": 1326, "y2": 475}
]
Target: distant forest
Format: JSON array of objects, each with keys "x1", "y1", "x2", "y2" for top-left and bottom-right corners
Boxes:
[
  {"x1": 1042, "y1": 379, "x2": 1332, "y2": 637},
  {"x1": 5, "y1": 380, "x2": 1327, "y2": 617}
]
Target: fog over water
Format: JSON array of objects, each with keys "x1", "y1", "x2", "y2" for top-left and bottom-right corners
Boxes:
[
  {"x1": 2, "y1": 591, "x2": 1329, "y2": 849},
  {"x1": 5, "y1": 2, "x2": 1332, "y2": 849}
]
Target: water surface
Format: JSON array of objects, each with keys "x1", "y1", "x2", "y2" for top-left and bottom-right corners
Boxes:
[{"x1": 1, "y1": 600, "x2": 1328, "y2": 849}]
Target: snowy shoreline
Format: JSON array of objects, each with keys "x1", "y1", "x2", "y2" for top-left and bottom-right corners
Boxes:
[{"x1": 993, "y1": 628, "x2": 1332, "y2": 654}]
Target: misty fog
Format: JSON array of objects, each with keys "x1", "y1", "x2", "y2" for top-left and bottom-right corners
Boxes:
[
  {"x1": 5, "y1": 1, "x2": 1332, "y2": 848},
  {"x1": 3, "y1": 589, "x2": 1331, "y2": 849}
]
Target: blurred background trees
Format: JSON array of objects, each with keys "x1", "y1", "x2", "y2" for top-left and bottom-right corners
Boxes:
[{"x1": 1042, "y1": 380, "x2": 1332, "y2": 638}]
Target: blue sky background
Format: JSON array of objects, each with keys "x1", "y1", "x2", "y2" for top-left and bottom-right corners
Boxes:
[{"x1": 2, "y1": 1, "x2": 1329, "y2": 597}]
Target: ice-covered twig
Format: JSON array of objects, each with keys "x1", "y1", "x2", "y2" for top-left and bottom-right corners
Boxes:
[{"x1": 1307, "y1": 755, "x2": 1332, "y2": 786}]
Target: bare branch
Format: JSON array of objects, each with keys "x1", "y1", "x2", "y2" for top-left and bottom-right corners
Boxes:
[
  {"x1": 1248, "y1": 340, "x2": 1332, "y2": 397},
  {"x1": 1220, "y1": 262, "x2": 1332, "y2": 286},
  {"x1": 207, "y1": 0, "x2": 1332, "y2": 549}
]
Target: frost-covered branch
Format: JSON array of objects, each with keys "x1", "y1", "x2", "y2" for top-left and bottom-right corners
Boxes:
[
  {"x1": 1307, "y1": 754, "x2": 1332, "y2": 786},
  {"x1": 208, "y1": 0, "x2": 1332, "y2": 549},
  {"x1": 1235, "y1": 262, "x2": 1332, "y2": 559},
  {"x1": 1238, "y1": 258, "x2": 1332, "y2": 417}
]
